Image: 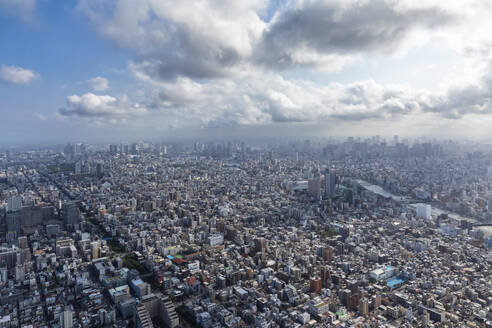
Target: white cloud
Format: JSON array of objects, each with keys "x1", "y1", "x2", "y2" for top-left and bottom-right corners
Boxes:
[
  {"x1": 77, "y1": 0, "x2": 266, "y2": 79},
  {"x1": 58, "y1": 93, "x2": 147, "y2": 124},
  {"x1": 57, "y1": 67, "x2": 492, "y2": 130},
  {"x1": 146, "y1": 73, "x2": 431, "y2": 128},
  {"x1": 68, "y1": 0, "x2": 492, "y2": 131},
  {"x1": 0, "y1": 64, "x2": 39, "y2": 85},
  {"x1": 77, "y1": 0, "x2": 460, "y2": 78},
  {"x1": 87, "y1": 76, "x2": 109, "y2": 91}
]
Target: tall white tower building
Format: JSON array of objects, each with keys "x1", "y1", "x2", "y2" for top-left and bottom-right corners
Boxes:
[
  {"x1": 487, "y1": 167, "x2": 492, "y2": 180},
  {"x1": 416, "y1": 204, "x2": 431, "y2": 220},
  {"x1": 62, "y1": 310, "x2": 73, "y2": 328}
]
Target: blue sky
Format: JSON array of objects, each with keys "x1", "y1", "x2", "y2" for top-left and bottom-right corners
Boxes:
[
  {"x1": 1, "y1": 0, "x2": 492, "y2": 145},
  {"x1": 0, "y1": 0, "x2": 133, "y2": 144}
]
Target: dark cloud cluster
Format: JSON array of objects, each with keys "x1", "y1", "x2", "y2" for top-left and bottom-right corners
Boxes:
[
  {"x1": 78, "y1": 0, "x2": 455, "y2": 80},
  {"x1": 77, "y1": 0, "x2": 265, "y2": 80},
  {"x1": 69, "y1": 0, "x2": 492, "y2": 128},
  {"x1": 255, "y1": 0, "x2": 455, "y2": 69}
]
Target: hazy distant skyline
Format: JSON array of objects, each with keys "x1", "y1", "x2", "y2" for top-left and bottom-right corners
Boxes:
[{"x1": 3, "y1": 0, "x2": 492, "y2": 144}]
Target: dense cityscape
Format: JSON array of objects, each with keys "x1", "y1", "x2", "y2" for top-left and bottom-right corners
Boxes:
[
  {"x1": 0, "y1": 137, "x2": 490, "y2": 328},
  {"x1": 4, "y1": 0, "x2": 492, "y2": 327}
]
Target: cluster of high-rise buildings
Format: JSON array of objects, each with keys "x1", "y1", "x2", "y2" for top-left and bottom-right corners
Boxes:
[{"x1": 0, "y1": 137, "x2": 490, "y2": 327}]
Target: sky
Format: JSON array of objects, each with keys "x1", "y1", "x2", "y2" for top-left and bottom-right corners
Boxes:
[{"x1": 2, "y1": 0, "x2": 492, "y2": 145}]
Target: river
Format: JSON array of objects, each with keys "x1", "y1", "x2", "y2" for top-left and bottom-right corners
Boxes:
[{"x1": 354, "y1": 179, "x2": 492, "y2": 237}]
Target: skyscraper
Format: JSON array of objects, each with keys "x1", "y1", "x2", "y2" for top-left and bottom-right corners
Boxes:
[
  {"x1": 63, "y1": 202, "x2": 80, "y2": 227},
  {"x1": 109, "y1": 144, "x2": 118, "y2": 154},
  {"x1": 95, "y1": 162, "x2": 104, "y2": 178},
  {"x1": 310, "y1": 276, "x2": 322, "y2": 293},
  {"x1": 308, "y1": 177, "x2": 321, "y2": 198},
  {"x1": 416, "y1": 204, "x2": 431, "y2": 220},
  {"x1": 7, "y1": 196, "x2": 22, "y2": 212},
  {"x1": 325, "y1": 170, "x2": 336, "y2": 198},
  {"x1": 6, "y1": 210, "x2": 21, "y2": 234},
  {"x1": 487, "y1": 166, "x2": 492, "y2": 180},
  {"x1": 62, "y1": 309, "x2": 73, "y2": 328},
  {"x1": 359, "y1": 298, "x2": 369, "y2": 316},
  {"x1": 320, "y1": 266, "x2": 331, "y2": 287}
]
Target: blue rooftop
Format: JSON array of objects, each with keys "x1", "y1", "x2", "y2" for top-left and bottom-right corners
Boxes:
[{"x1": 387, "y1": 277, "x2": 404, "y2": 288}]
